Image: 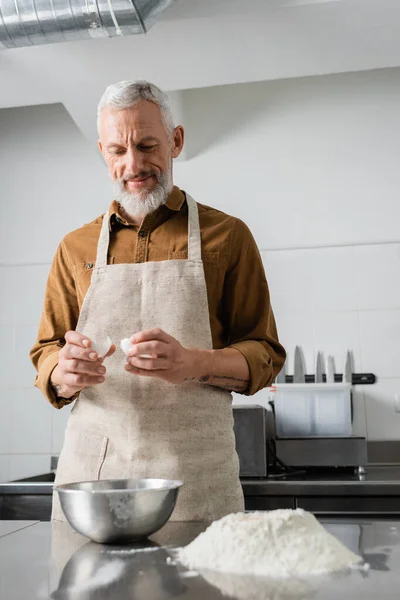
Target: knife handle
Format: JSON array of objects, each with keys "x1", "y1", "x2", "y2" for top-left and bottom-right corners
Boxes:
[{"x1": 284, "y1": 374, "x2": 376, "y2": 385}]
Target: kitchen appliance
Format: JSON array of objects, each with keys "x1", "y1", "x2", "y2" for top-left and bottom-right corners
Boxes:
[
  {"x1": 270, "y1": 348, "x2": 368, "y2": 473},
  {"x1": 232, "y1": 349, "x2": 373, "y2": 477},
  {"x1": 233, "y1": 403, "x2": 367, "y2": 476},
  {"x1": 274, "y1": 437, "x2": 368, "y2": 471},
  {"x1": 233, "y1": 405, "x2": 268, "y2": 477},
  {"x1": 272, "y1": 382, "x2": 352, "y2": 437}
]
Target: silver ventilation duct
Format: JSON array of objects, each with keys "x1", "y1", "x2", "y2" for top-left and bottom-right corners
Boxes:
[{"x1": 0, "y1": 0, "x2": 172, "y2": 49}]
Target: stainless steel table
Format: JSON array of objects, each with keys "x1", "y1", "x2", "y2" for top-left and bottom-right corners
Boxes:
[
  {"x1": 0, "y1": 520, "x2": 38, "y2": 538},
  {"x1": 1, "y1": 518, "x2": 400, "y2": 599},
  {"x1": 2, "y1": 467, "x2": 400, "y2": 519},
  {"x1": 243, "y1": 466, "x2": 400, "y2": 514}
]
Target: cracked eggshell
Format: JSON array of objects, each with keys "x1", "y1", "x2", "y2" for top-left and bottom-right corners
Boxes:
[
  {"x1": 120, "y1": 338, "x2": 132, "y2": 355},
  {"x1": 90, "y1": 336, "x2": 112, "y2": 358},
  {"x1": 120, "y1": 337, "x2": 151, "y2": 359}
]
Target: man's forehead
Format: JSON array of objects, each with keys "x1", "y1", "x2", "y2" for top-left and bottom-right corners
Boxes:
[{"x1": 101, "y1": 102, "x2": 163, "y2": 128}]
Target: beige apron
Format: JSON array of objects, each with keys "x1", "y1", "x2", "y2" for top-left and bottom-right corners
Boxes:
[{"x1": 52, "y1": 194, "x2": 244, "y2": 522}]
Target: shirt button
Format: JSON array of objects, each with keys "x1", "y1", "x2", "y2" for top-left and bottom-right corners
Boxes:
[{"x1": 138, "y1": 231, "x2": 147, "y2": 238}]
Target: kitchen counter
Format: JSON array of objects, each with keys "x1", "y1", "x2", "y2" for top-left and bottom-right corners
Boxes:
[
  {"x1": 242, "y1": 466, "x2": 400, "y2": 514},
  {"x1": 243, "y1": 466, "x2": 400, "y2": 496},
  {"x1": 2, "y1": 466, "x2": 400, "y2": 519},
  {"x1": 1, "y1": 518, "x2": 400, "y2": 599},
  {"x1": 2, "y1": 466, "x2": 400, "y2": 495},
  {"x1": 0, "y1": 520, "x2": 38, "y2": 538}
]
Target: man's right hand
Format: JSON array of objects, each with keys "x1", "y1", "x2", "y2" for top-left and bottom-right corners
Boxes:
[{"x1": 50, "y1": 331, "x2": 116, "y2": 399}]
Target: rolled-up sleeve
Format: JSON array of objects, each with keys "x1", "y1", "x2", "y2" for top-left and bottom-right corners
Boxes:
[
  {"x1": 223, "y1": 218, "x2": 286, "y2": 395},
  {"x1": 30, "y1": 240, "x2": 80, "y2": 409}
]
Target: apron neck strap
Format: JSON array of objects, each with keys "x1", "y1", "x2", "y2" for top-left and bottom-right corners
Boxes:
[
  {"x1": 95, "y1": 211, "x2": 111, "y2": 268},
  {"x1": 186, "y1": 194, "x2": 202, "y2": 261},
  {"x1": 95, "y1": 194, "x2": 202, "y2": 268}
]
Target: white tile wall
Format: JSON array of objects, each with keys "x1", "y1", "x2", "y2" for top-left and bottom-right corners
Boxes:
[
  {"x1": 51, "y1": 405, "x2": 73, "y2": 455},
  {"x1": 263, "y1": 250, "x2": 314, "y2": 314},
  {"x1": 313, "y1": 311, "x2": 362, "y2": 372},
  {"x1": 0, "y1": 267, "x2": 18, "y2": 326},
  {"x1": 0, "y1": 456, "x2": 9, "y2": 482},
  {"x1": 311, "y1": 247, "x2": 358, "y2": 312},
  {"x1": 8, "y1": 455, "x2": 52, "y2": 481},
  {"x1": 364, "y1": 378, "x2": 400, "y2": 440},
  {"x1": 0, "y1": 396, "x2": 12, "y2": 453},
  {"x1": 359, "y1": 309, "x2": 400, "y2": 378},
  {"x1": 354, "y1": 244, "x2": 400, "y2": 311},
  {"x1": 0, "y1": 326, "x2": 16, "y2": 389},
  {"x1": 9, "y1": 388, "x2": 52, "y2": 454},
  {"x1": 12, "y1": 325, "x2": 42, "y2": 388},
  {"x1": 13, "y1": 265, "x2": 50, "y2": 326}
]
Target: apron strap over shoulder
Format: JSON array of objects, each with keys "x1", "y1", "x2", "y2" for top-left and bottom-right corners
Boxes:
[
  {"x1": 95, "y1": 211, "x2": 111, "y2": 269},
  {"x1": 186, "y1": 194, "x2": 202, "y2": 262}
]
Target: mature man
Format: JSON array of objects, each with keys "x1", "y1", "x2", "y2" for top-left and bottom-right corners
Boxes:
[{"x1": 31, "y1": 80, "x2": 285, "y2": 522}]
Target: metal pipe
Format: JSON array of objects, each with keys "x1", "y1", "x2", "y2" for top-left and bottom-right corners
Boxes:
[{"x1": 0, "y1": 0, "x2": 172, "y2": 48}]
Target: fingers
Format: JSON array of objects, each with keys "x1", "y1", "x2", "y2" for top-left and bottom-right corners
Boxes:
[
  {"x1": 65, "y1": 358, "x2": 106, "y2": 377},
  {"x1": 64, "y1": 330, "x2": 92, "y2": 348},
  {"x1": 104, "y1": 344, "x2": 116, "y2": 359},
  {"x1": 127, "y1": 341, "x2": 168, "y2": 359},
  {"x1": 124, "y1": 364, "x2": 165, "y2": 378},
  {"x1": 130, "y1": 328, "x2": 172, "y2": 345},
  {"x1": 63, "y1": 343, "x2": 99, "y2": 362},
  {"x1": 126, "y1": 356, "x2": 169, "y2": 371},
  {"x1": 62, "y1": 372, "x2": 105, "y2": 388},
  {"x1": 63, "y1": 340, "x2": 116, "y2": 362}
]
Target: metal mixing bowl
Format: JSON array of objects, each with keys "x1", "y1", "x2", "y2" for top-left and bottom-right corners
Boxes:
[{"x1": 55, "y1": 478, "x2": 183, "y2": 544}]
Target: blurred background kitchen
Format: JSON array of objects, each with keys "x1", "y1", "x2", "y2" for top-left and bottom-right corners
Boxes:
[{"x1": 1, "y1": 0, "x2": 400, "y2": 484}]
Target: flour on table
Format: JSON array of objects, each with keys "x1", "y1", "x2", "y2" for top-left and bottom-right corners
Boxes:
[
  {"x1": 101, "y1": 546, "x2": 165, "y2": 555},
  {"x1": 177, "y1": 509, "x2": 362, "y2": 578}
]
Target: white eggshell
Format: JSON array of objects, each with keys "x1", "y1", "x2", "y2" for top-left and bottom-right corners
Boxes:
[
  {"x1": 120, "y1": 337, "x2": 152, "y2": 359},
  {"x1": 120, "y1": 338, "x2": 132, "y2": 355},
  {"x1": 90, "y1": 335, "x2": 112, "y2": 357}
]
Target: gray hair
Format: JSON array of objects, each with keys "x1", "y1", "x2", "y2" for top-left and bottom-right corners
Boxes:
[{"x1": 97, "y1": 80, "x2": 175, "y2": 136}]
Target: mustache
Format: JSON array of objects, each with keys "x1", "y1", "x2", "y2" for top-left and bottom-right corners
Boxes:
[{"x1": 122, "y1": 171, "x2": 160, "y2": 183}]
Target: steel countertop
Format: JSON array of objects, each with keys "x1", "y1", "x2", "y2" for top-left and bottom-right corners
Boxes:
[
  {"x1": 2, "y1": 466, "x2": 400, "y2": 497},
  {"x1": 242, "y1": 466, "x2": 400, "y2": 496},
  {"x1": 1, "y1": 518, "x2": 400, "y2": 599}
]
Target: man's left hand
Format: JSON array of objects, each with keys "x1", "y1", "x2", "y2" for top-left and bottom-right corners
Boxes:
[{"x1": 124, "y1": 328, "x2": 197, "y2": 384}]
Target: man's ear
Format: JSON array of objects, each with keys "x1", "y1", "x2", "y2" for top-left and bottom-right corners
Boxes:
[{"x1": 171, "y1": 126, "x2": 184, "y2": 159}]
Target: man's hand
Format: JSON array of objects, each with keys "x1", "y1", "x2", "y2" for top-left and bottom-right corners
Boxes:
[
  {"x1": 125, "y1": 328, "x2": 250, "y2": 392},
  {"x1": 50, "y1": 331, "x2": 116, "y2": 399},
  {"x1": 124, "y1": 328, "x2": 195, "y2": 385}
]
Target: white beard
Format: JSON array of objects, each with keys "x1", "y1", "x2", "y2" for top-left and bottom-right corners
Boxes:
[{"x1": 112, "y1": 171, "x2": 173, "y2": 219}]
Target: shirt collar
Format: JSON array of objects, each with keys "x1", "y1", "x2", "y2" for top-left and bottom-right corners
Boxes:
[{"x1": 108, "y1": 186, "x2": 185, "y2": 230}]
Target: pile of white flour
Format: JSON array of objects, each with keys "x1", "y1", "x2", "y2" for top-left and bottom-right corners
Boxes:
[{"x1": 177, "y1": 509, "x2": 362, "y2": 578}]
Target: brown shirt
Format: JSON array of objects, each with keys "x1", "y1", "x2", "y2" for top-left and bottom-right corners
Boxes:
[{"x1": 30, "y1": 187, "x2": 285, "y2": 408}]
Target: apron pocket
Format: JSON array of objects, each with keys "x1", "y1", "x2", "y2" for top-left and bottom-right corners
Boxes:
[{"x1": 55, "y1": 428, "x2": 109, "y2": 485}]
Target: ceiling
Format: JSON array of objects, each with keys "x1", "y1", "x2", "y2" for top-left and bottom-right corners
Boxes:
[{"x1": 1, "y1": 0, "x2": 400, "y2": 143}]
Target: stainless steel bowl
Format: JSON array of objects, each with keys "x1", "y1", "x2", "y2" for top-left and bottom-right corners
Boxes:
[{"x1": 55, "y1": 478, "x2": 183, "y2": 544}]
